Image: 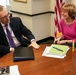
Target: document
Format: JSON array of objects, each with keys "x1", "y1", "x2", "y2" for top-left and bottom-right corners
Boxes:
[
  {"x1": 0, "y1": 65, "x2": 20, "y2": 75},
  {"x1": 42, "y1": 44, "x2": 70, "y2": 59}
]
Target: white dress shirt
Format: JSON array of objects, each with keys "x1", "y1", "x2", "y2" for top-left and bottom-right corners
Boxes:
[{"x1": 2, "y1": 24, "x2": 21, "y2": 47}]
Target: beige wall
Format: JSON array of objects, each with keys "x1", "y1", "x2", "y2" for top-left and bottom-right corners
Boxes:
[
  {"x1": 50, "y1": 0, "x2": 55, "y2": 36},
  {"x1": 33, "y1": 14, "x2": 50, "y2": 40},
  {"x1": 65, "y1": 0, "x2": 76, "y2": 5},
  {"x1": 11, "y1": 0, "x2": 32, "y2": 14},
  {"x1": 12, "y1": 13, "x2": 33, "y2": 32},
  {"x1": 32, "y1": 0, "x2": 50, "y2": 14}
]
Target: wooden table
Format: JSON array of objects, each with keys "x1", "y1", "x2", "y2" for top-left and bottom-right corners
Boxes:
[{"x1": 0, "y1": 44, "x2": 76, "y2": 75}]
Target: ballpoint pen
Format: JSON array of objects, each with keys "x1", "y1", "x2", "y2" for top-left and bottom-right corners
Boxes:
[{"x1": 53, "y1": 46, "x2": 63, "y2": 52}]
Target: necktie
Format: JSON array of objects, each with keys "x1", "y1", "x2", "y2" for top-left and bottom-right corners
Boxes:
[{"x1": 5, "y1": 24, "x2": 16, "y2": 48}]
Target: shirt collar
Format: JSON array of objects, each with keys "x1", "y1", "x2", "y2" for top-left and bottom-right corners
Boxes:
[{"x1": 1, "y1": 23, "x2": 9, "y2": 27}]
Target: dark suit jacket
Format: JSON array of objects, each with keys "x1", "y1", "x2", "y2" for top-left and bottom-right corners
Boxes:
[{"x1": 0, "y1": 17, "x2": 35, "y2": 57}]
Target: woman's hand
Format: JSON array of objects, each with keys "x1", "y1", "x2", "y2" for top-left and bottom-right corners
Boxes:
[
  {"x1": 56, "y1": 40, "x2": 73, "y2": 44},
  {"x1": 54, "y1": 37, "x2": 61, "y2": 44},
  {"x1": 56, "y1": 40, "x2": 66, "y2": 44}
]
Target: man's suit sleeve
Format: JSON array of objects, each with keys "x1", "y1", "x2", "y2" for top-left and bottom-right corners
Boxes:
[
  {"x1": 17, "y1": 17, "x2": 35, "y2": 41},
  {"x1": 0, "y1": 45, "x2": 10, "y2": 57}
]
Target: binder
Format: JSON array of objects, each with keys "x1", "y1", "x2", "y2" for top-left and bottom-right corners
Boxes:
[{"x1": 13, "y1": 47, "x2": 34, "y2": 61}]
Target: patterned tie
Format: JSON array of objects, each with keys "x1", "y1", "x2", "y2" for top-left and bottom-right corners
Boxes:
[{"x1": 5, "y1": 24, "x2": 16, "y2": 48}]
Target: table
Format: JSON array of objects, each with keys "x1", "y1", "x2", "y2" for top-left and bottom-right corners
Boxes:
[{"x1": 0, "y1": 44, "x2": 76, "y2": 75}]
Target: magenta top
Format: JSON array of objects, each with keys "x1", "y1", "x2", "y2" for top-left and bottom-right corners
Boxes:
[{"x1": 60, "y1": 19, "x2": 76, "y2": 43}]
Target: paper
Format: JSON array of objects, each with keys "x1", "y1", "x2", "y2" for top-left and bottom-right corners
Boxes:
[
  {"x1": 10, "y1": 65, "x2": 20, "y2": 75},
  {"x1": 42, "y1": 44, "x2": 70, "y2": 59},
  {"x1": 0, "y1": 65, "x2": 20, "y2": 75}
]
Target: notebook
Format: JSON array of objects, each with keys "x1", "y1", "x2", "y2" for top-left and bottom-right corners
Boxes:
[{"x1": 13, "y1": 47, "x2": 34, "y2": 61}]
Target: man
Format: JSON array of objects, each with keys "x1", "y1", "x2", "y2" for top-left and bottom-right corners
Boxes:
[{"x1": 0, "y1": 5, "x2": 40, "y2": 57}]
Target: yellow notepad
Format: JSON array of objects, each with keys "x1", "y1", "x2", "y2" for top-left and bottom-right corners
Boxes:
[{"x1": 49, "y1": 44, "x2": 69, "y2": 56}]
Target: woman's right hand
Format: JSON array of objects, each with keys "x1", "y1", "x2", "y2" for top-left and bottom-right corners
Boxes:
[{"x1": 54, "y1": 37, "x2": 61, "y2": 44}]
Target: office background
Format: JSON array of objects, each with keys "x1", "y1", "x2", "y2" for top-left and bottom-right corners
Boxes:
[{"x1": 0, "y1": 0, "x2": 76, "y2": 41}]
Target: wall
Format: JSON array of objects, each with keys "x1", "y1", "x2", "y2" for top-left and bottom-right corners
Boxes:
[
  {"x1": 10, "y1": 0, "x2": 51, "y2": 41},
  {"x1": 33, "y1": 14, "x2": 50, "y2": 40},
  {"x1": 32, "y1": 0, "x2": 51, "y2": 40},
  {"x1": 11, "y1": 0, "x2": 32, "y2": 14},
  {"x1": 50, "y1": 0, "x2": 55, "y2": 37},
  {"x1": 32, "y1": 0, "x2": 50, "y2": 14}
]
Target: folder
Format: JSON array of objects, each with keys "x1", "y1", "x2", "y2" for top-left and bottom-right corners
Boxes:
[
  {"x1": 48, "y1": 44, "x2": 69, "y2": 56},
  {"x1": 13, "y1": 47, "x2": 34, "y2": 62},
  {"x1": 42, "y1": 44, "x2": 70, "y2": 59}
]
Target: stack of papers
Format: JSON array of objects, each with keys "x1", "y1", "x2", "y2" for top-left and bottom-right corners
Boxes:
[{"x1": 42, "y1": 44, "x2": 70, "y2": 59}]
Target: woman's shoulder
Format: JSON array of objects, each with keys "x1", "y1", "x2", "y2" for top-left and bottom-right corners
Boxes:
[
  {"x1": 72, "y1": 19, "x2": 76, "y2": 25},
  {"x1": 73, "y1": 19, "x2": 76, "y2": 22}
]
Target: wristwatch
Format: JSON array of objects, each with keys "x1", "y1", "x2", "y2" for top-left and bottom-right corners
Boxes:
[{"x1": 66, "y1": 42, "x2": 68, "y2": 44}]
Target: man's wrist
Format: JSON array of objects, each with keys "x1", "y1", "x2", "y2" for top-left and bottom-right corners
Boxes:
[
  {"x1": 31, "y1": 39, "x2": 35, "y2": 42},
  {"x1": 10, "y1": 48, "x2": 14, "y2": 51}
]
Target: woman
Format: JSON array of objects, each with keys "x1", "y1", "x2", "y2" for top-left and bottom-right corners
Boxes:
[{"x1": 54, "y1": 4, "x2": 76, "y2": 46}]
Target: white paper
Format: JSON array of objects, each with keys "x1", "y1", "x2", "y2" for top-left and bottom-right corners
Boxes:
[
  {"x1": 42, "y1": 46, "x2": 66, "y2": 59},
  {"x1": 10, "y1": 65, "x2": 20, "y2": 75}
]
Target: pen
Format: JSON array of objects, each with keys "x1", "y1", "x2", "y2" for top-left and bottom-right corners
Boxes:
[{"x1": 53, "y1": 46, "x2": 63, "y2": 52}]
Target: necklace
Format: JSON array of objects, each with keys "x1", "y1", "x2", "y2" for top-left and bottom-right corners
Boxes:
[{"x1": 65, "y1": 19, "x2": 75, "y2": 25}]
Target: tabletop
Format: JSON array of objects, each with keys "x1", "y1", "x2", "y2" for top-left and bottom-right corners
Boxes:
[{"x1": 0, "y1": 44, "x2": 76, "y2": 75}]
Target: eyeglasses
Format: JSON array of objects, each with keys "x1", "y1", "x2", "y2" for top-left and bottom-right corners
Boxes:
[{"x1": 0, "y1": 13, "x2": 10, "y2": 21}]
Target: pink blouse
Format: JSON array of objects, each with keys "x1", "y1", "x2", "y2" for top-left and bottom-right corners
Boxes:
[{"x1": 60, "y1": 19, "x2": 76, "y2": 43}]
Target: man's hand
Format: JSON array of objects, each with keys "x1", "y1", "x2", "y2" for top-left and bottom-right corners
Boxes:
[
  {"x1": 29, "y1": 40, "x2": 40, "y2": 49},
  {"x1": 10, "y1": 48, "x2": 14, "y2": 52}
]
